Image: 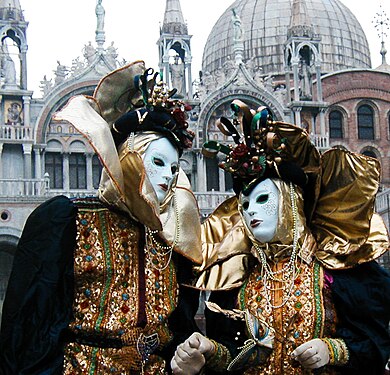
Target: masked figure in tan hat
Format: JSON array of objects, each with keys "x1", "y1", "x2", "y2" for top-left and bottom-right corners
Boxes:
[
  {"x1": 0, "y1": 61, "x2": 202, "y2": 374},
  {"x1": 171, "y1": 101, "x2": 390, "y2": 375}
]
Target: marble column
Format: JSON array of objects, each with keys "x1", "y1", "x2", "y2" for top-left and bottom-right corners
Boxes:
[
  {"x1": 292, "y1": 61, "x2": 300, "y2": 102},
  {"x1": 34, "y1": 146, "x2": 42, "y2": 179},
  {"x1": 294, "y1": 107, "x2": 302, "y2": 127},
  {"x1": 0, "y1": 143, "x2": 3, "y2": 180},
  {"x1": 315, "y1": 64, "x2": 323, "y2": 102},
  {"x1": 196, "y1": 153, "x2": 207, "y2": 192},
  {"x1": 86, "y1": 153, "x2": 93, "y2": 191},
  {"x1": 22, "y1": 95, "x2": 31, "y2": 127},
  {"x1": 22, "y1": 143, "x2": 32, "y2": 179},
  {"x1": 63, "y1": 153, "x2": 69, "y2": 191},
  {"x1": 20, "y1": 45, "x2": 28, "y2": 90}
]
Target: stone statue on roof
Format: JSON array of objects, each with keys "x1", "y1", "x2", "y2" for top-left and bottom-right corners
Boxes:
[
  {"x1": 232, "y1": 8, "x2": 244, "y2": 43},
  {"x1": 96, "y1": 0, "x2": 105, "y2": 33}
]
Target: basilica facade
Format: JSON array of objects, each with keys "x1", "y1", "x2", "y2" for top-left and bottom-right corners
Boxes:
[{"x1": 0, "y1": 0, "x2": 389, "y2": 318}]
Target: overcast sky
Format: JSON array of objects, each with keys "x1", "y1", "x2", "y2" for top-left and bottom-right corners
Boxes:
[{"x1": 19, "y1": 0, "x2": 390, "y2": 97}]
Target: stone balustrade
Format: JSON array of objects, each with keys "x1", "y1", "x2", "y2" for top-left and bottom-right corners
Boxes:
[{"x1": 0, "y1": 125, "x2": 33, "y2": 142}]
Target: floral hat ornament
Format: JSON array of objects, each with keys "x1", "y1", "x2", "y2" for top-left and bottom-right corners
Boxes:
[
  {"x1": 111, "y1": 68, "x2": 194, "y2": 155},
  {"x1": 202, "y1": 99, "x2": 310, "y2": 194}
]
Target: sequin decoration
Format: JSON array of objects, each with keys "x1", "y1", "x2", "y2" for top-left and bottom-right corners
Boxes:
[
  {"x1": 63, "y1": 199, "x2": 178, "y2": 374},
  {"x1": 240, "y1": 260, "x2": 334, "y2": 374}
]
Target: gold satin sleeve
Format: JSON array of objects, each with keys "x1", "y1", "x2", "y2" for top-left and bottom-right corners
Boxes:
[
  {"x1": 161, "y1": 170, "x2": 203, "y2": 265},
  {"x1": 196, "y1": 196, "x2": 253, "y2": 290},
  {"x1": 312, "y1": 149, "x2": 389, "y2": 269}
]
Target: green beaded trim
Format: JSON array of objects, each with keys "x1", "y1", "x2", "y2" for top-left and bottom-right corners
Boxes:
[
  {"x1": 313, "y1": 261, "x2": 324, "y2": 338},
  {"x1": 206, "y1": 339, "x2": 232, "y2": 372},
  {"x1": 239, "y1": 279, "x2": 249, "y2": 310}
]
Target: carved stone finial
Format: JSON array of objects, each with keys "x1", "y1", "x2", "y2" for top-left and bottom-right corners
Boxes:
[{"x1": 373, "y1": 5, "x2": 390, "y2": 65}]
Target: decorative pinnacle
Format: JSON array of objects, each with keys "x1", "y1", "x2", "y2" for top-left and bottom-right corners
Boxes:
[
  {"x1": 373, "y1": 5, "x2": 389, "y2": 43},
  {"x1": 373, "y1": 5, "x2": 389, "y2": 65}
]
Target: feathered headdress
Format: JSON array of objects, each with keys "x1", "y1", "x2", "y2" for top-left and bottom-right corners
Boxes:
[
  {"x1": 202, "y1": 99, "x2": 319, "y2": 198},
  {"x1": 199, "y1": 99, "x2": 388, "y2": 275},
  {"x1": 110, "y1": 68, "x2": 194, "y2": 155}
]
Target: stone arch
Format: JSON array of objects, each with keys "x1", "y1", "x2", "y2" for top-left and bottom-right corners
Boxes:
[
  {"x1": 45, "y1": 139, "x2": 64, "y2": 152},
  {"x1": 360, "y1": 145, "x2": 381, "y2": 159},
  {"x1": 295, "y1": 41, "x2": 320, "y2": 63},
  {"x1": 167, "y1": 39, "x2": 191, "y2": 62},
  {"x1": 69, "y1": 139, "x2": 88, "y2": 153},
  {"x1": 34, "y1": 81, "x2": 98, "y2": 144},
  {"x1": 0, "y1": 25, "x2": 27, "y2": 50},
  {"x1": 198, "y1": 88, "x2": 286, "y2": 141}
]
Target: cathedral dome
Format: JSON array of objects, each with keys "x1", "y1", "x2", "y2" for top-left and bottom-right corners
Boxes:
[{"x1": 202, "y1": 0, "x2": 371, "y2": 76}]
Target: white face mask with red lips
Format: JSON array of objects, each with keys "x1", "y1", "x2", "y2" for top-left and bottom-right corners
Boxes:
[
  {"x1": 142, "y1": 137, "x2": 179, "y2": 205},
  {"x1": 241, "y1": 178, "x2": 279, "y2": 243}
]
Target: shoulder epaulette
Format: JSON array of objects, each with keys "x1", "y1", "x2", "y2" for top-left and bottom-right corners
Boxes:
[{"x1": 71, "y1": 196, "x2": 107, "y2": 210}]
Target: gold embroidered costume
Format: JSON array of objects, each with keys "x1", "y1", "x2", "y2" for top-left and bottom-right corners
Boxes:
[
  {"x1": 0, "y1": 61, "x2": 202, "y2": 375},
  {"x1": 197, "y1": 101, "x2": 390, "y2": 374}
]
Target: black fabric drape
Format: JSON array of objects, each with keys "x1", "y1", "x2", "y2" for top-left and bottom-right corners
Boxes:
[
  {"x1": 329, "y1": 261, "x2": 390, "y2": 375},
  {"x1": 0, "y1": 195, "x2": 200, "y2": 375},
  {"x1": 0, "y1": 196, "x2": 76, "y2": 375}
]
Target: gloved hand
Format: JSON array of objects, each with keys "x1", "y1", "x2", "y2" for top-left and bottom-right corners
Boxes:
[
  {"x1": 291, "y1": 338, "x2": 330, "y2": 369},
  {"x1": 171, "y1": 332, "x2": 215, "y2": 375}
]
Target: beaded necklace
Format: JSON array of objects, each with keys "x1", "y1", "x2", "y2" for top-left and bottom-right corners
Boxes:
[{"x1": 146, "y1": 192, "x2": 180, "y2": 271}]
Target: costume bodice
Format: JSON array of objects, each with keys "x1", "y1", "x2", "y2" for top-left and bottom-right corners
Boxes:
[
  {"x1": 63, "y1": 198, "x2": 177, "y2": 374},
  {"x1": 240, "y1": 259, "x2": 337, "y2": 374}
]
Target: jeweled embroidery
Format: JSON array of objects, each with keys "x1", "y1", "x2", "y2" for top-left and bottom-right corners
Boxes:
[
  {"x1": 240, "y1": 260, "x2": 327, "y2": 374},
  {"x1": 63, "y1": 201, "x2": 178, "y2": 374}
]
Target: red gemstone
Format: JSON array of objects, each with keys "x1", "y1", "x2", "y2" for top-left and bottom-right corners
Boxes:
[
  {"x1": 294, "y1": 278, "x2": 301, "y2": 285},
  {"x1": 85, "y1": 264, "x2": 94, "y2": 272}
]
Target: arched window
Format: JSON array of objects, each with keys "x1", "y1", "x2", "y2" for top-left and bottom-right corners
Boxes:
[
  {"x1": 329, "y1": 110, "x2": 343, "y2": 138},
  {"x1": 361, "y1": 150, "x2": 377, "y2": 159},
  {"x1": 69, "y1": 153, "x2": 86, "y2": 189},
  {"x1": 45, "y1": 152, "x2": 63, "y2": 189},
  {"x1": 357, "y1": 105, "x2": 374, "y2": 140},
  {"x1": 92, "y1": 154, "x2": 102, "y2": 189}
]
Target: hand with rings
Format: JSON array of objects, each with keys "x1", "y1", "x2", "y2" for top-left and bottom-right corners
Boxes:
[
  {"x1": 291, "y1": 338, "x2": 330, "y2": 369},
  {"x1": 171, "y1": 332, "x2": 215, "y2": 375}
]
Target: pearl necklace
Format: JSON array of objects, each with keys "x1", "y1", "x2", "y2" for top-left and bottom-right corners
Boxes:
[
  {"x1": 253, "y1": 182, "x2": 300, "y2": 309},
  {"x1": 146, "y1": 193, "x2": 180, "y2": 271}
]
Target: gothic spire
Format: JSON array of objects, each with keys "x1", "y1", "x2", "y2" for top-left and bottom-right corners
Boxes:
[
  {"x1": 161, "y1": 0, "x2": 188, "y2": 35},
  {"x1": 288, "y1": 0, "x2": 314, "y2": 38},
  {"x1": 0, "y1": 0, "x2": 24, "y2": 21}
]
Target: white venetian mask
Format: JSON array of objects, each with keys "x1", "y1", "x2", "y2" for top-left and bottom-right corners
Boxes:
[
  {"x1": 241, "y1": 178, "x2": 279, "y2": 243},
  {"x1": 142, "y1": 137, "x2": 179, "y2": 204}
]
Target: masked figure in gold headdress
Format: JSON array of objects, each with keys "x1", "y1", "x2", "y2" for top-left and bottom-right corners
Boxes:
[
  {"x1": 0, "y1": 61, "x2": 202, "y2": 374},
  {"x1": 171, "y1": 100, "x2": 390, "y2": 375}
]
